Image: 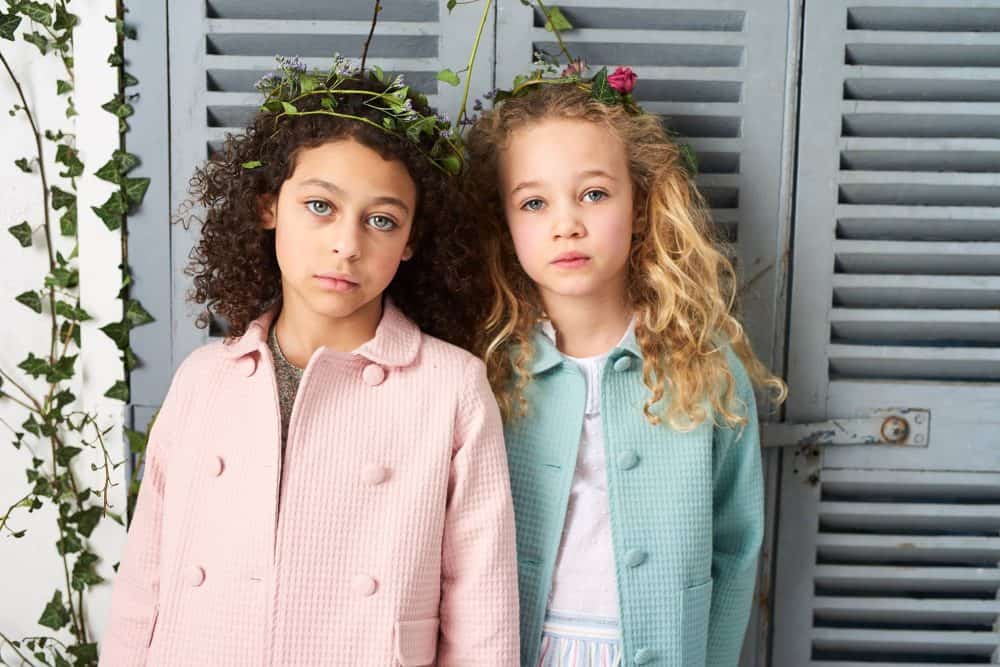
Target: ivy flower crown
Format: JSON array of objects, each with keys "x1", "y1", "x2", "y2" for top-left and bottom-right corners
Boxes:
[{"x1": 243, "y1": 54, "x2": 464, "y2": 176}]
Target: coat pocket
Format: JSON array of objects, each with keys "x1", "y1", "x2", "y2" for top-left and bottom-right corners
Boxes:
[
  {"x1": 393, "y1": 617, "x2": 439, "y2": 666},
  {"x1": 681, "y1": 578, "x2": 713, "y2": 666}
]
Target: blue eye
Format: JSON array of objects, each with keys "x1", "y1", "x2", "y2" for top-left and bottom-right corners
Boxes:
[
  {"x1": 367, "y1": 214, "x2": 397, "y2": 231},
  {"x1": 307, "y1": 200, "x2": 332, "y2": 215},
  {"x1": 583, "y1": 190, "x2": 607, "y2": 203},
  {"x1": 521, "y1": 198, "x2": 545, "y2": 212}
]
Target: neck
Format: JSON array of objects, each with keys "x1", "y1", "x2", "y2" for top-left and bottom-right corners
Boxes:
[
  {"x1": 273, "y1": 295, "x2": 384, "y2": 368},
  {"x1": 542, "y1": 288, "x2": 633, "y2": 358}
]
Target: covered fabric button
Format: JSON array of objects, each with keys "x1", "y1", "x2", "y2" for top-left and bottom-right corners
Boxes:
[
  {"x1": 618, "y1": 450, "x2": 640, "y2": 470},
  {"x1": 362, "y1": 363, "x2": 386, "y2": 386},
  {"x1": 634, "y1": 647, "x2": 658, "y2": 664},
  {"x1": 613, "y1": 356, "x2": 633, "y2": 372},
  {"x1": 209, "y1": 455, "x2": 225, "y2": 477},
  {"x1": 362, "y1": 464, "x2": 388, "y2": 486},
  {"x1": 184, "y1": 565, "x2": 205, "y2": 587},
  {"x1": 624, "y1": 548, "x2": 648, "y2": 568},
  {"x1": 351, "y1": 574, "x2": 378, "y2": 597}
]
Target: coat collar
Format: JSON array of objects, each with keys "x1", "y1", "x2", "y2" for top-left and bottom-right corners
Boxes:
[
  {"x1": 528, "y1": 316, "x2": 640, "y2": 375},
  {"x1": 223, "y1": 298, "x2": 421, "y2": 368}
]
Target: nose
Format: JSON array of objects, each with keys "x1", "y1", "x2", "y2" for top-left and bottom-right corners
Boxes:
[
  {"x1": 551, "y1": 201, "x2": 586, "y2": 240},
  {"x1": 330, "y1": 221, "x2": 362, "y2": 260}
]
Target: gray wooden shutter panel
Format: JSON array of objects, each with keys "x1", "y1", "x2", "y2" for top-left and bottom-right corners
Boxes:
[{"x1": 773, "y1": 2, "x2": 1000, "y2": 664}]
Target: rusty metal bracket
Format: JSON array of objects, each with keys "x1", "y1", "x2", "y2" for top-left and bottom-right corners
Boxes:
[{"x1": 761, "y1": 408, "x2": 930, "y2": 449}]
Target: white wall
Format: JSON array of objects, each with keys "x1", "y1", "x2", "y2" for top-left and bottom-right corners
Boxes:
[{"x1": 0, "y1": 0, "x2": 125, "y2": 647}]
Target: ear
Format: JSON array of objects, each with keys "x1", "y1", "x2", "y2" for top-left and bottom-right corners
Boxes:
[
  {"x1": 259, "y1": 194, "x2": 277, "y2": 230},
  {"x1": 401, "y1": 245, "x2": 414, "y2": 262}
]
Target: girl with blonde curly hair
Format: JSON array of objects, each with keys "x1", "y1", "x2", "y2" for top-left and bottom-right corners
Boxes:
[{"x1": 464, "y1": 73, "x2": 785, "y2": 667}]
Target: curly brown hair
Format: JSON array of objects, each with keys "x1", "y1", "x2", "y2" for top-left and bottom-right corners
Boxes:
[{"x1": 184, "y1": 72, "x2": 484, "y2": 350}]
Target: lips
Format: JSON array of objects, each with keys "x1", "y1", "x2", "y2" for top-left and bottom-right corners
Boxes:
[
  {"x1": 551, "y1": 251, "x2": 590, "y2": 269},
  {"x1": 314, "y1": 272, "x2": 360, "y2": 292}
]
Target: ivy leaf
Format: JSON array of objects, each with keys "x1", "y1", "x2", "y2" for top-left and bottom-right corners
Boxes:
[
  {"x1": 50, "y1": 185, "x2": 75, "y2": 210},
  {"x1": 15, "y1": 290, "x2": 42, "y2": 313},
  {"x1": 589, "y1": 66, "x2": 619, "y2": 106},
  {"x1": 71, "y1": 551, "x2": 104, "y2": 591},
  {"x1": 94, "y1": 158, "x2": 121, "y2": 184},
  {"x1": 112, "y1": 149, "x2": 139, "y2": 174},
  {"x1": 0, "y1": 12, "x2": 21, "y2": 40},
  {"x1": 38, "y1": 590, "x2": 70, "y2": 630},
  {"x1": 123, "y1": 177, "x2": 150, "y2": 206},
  {"x1": 91, "y1": 190, "x2": 126, "y2": 230},
  {"x1": 47, "y1": 354, "x2": 77, "y2": 383},
  {"x1": 56, "y1": 531, "x2": 82, "y2": 555},
  {"x1": 54, "y1": 301, "x2": 89, "y2": 322},
  {"x1": 18, "y1": 352, "x2": 48, "y2": 379},
  {"x1": 14, "y1": 157, "x2": 31, "y2": 172},
  {"x1": 20, "y1": 2, "x2": 53, "y2": 26},
  {"x1": 47, "y1": 267, "x2": 79, "y2": 289},
  {"x1": 446, "y1": 0, "x2": 456, "y2": 12},
  {"x1": 59, "y1": 320, "x2": 81, "y2": 348},
  {"x1": 66, "y1": 643, "x2": 97, "y2": 664},
  {"x1": 101, "y1": 95, "x2": 134, "y2": 119},
  {"x1": 22, "y1": 30, "x2": 48, "y2": 54},
  {"x1": 59, "y1": 205, "x2": 76, "y2": 236},
  {"x1": 54, "y1": 446, "x2": 81, "y2": 467},
  {"x1": 100, "y1": 320, "x2": 129, "y2": 349},
  {"x1": 543, "y1": 6, "x2": 573, "y2": 32},
  {"x1": 52, "y1": 4, "x2": 77, "y2": 31},
  {"x1": 70, "y1": 506, "x2": 103, "y2": 537},
  {"x1": 125, "y1": 427, "x2": 148, "y2": 455},
  {"x1": 8, "y1": 221, "x2": 32, "y2": 247},
  {"x1": 125, "y1": 299, "x2": 154, "y2": 327},
  {"x1": 280, "y1": 101, "x2": 297, "y2": 115},
  {"x1": 436, "y1": 68, "x2": 461, "y2": 87},
  {"x1": 55, "y1": 144, "x2": 84, "y2": 178},
  {"x1": 123, "y1": 71, "x2": 138, "y2": 87},
  {"x1": 52, "y1": 389, "x2": 75, "y2": 410},
  {"x1": 56, "y1": 79, "x2": 72, "y2": 95},
  {"x1": 123, "y1": 346, "x2": 139, "y2": 371},
  {"x1": 104, "y1": 380, "x2": 129, "y2": 402}
]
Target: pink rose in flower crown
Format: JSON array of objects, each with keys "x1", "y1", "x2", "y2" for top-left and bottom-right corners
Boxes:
[{"x1": 607, "y1": 66, "x2": 637, "y2": 94}]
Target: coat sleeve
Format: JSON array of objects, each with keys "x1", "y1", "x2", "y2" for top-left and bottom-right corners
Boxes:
[
  {"x1": 706, "y1": 352, "x2": 765, "y2": 667},
  {"x1": 436, "y1": 357, "x2": 520, "y2": 666},
  {"x1": 100, "y1": 359, "x2": 190, "y2": 666}
]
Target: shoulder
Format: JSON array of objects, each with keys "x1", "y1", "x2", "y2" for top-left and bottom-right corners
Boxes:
[{"x1": 416, "y1": 332, "x2": 488, "y2": 383}]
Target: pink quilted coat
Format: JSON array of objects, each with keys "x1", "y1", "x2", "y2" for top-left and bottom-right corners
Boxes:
[{"x1": 100, "y1": 302, "x2": 519, "y2": 666}]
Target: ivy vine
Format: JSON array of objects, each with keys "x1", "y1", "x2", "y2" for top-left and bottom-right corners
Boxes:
[{"x1": 0, "y1": 1, "x2": 150, "y2": 664}]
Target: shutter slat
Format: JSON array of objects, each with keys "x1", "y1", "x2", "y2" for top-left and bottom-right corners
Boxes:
[
  {"x1": 832, "y1": 273, "x2": 1000, "y2": 308},
  {"x1": 812, "y1": 628, "x2": 1000, "y2": 654},
  {"x1": 206, "y1": 19, "x2": 441, "y2": 35},
  {"x1": 814, "y1": 596, "x2": 1000, "y2": 625},
  {"x1": 528, "y1": 27, "x2": 746, "y2": 46},
  {"x1": 828, "y1": 345, "x2": 1000, "y2": 382},
  {"x1": 820, "y1": 501, "x2": 1000, "y2": 532},
  {"x1": 816, "y1": 565, "x2": 1000, "y2": 595},
  {"x1": 817, "y1": 533, "x2": 1000, "y2": 563},
  {"x1": 834, "y1": 239, "x2": 1000, "y2": 274}
]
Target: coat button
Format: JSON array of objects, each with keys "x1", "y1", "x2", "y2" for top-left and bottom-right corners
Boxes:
[
  {"x1": 362, "y1": 364, "x2": 386, "y2": 386},
  {"x1": 362, "y1": 464, "x2": 388, "y2": 486},
  {"x1": 624, "y1": 548, "x2": 648, "y2": 568},
  {"x1": 613, "y1": 356, "x2": 633, "y2": 373},
  {"x1": 184, "y1": 565, "x2": 205, "y2": 587},
  {"x1": 209, "y1": 455, "x2": 225, "y2": 477},
  {"x1": 351, "y1": 574, "x2": 377, "y2": 597},
  {"x1": 634, "y1": 647, "x2": 658, "y2": 664},
  {"x1": 618, "y1": 450, "x2": 640, "y2": 470}
]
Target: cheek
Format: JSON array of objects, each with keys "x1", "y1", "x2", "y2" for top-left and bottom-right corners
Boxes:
[{"x1": 598, "y1": 202, "x2": 634, "y2": 258}]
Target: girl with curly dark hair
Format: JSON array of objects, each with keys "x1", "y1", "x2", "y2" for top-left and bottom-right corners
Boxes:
[{"x1": 102, "y1": 63, "x2": 519, "y2": 666}]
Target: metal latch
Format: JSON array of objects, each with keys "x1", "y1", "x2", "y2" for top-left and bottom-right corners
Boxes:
[{"x1": 761, "y1": 408, "x2": 930, "y2": 449}]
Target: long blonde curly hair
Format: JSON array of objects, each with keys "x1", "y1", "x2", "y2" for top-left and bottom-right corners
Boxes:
[{"x1": 464, "y1": 84, "x2": 786, "y2": 429}]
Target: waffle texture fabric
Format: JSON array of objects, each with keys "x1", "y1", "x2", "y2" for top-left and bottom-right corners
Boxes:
[
  {"x1": 100, "y1": 300, "x2": 519, "y2": 666},
  {"x1": 506, "y1": 325, "x2": 763, "y2": 667}
]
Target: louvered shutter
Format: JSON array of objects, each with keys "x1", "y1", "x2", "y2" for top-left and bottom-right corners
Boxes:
[
  {"x1": 125, "y1": 0, "x2": 491, "y2": 425},
  {"x1": 494, "y1": 3, "x2": 798, "y2": 665},
  {"x1": 773, "y1": 2, "x2": 1000, "y2": 664}
]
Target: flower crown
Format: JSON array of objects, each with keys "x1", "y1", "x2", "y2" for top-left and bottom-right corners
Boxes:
[{"x1": 244, "y1": 54, "x2": 463, "y2": 176}]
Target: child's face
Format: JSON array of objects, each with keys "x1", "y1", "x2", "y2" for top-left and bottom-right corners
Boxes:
[
  {"x1": 498, "y1": 118, "x2": 634, "y2": 310},
  {"x1": 261, "y1": 138, "x2": 417, "y2": 325}
]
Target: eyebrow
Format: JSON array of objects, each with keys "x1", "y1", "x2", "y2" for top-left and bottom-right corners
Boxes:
[
  {"x1": 508, "y1": 169, "x2": 617, "y2": 196},
  {"x1": 298, "y1": 178, "x2": 411, "y2": 215}
]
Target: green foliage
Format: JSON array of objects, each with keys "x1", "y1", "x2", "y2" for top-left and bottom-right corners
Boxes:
[{"x1": 1, "y1": 3, "x2": 154, "y2": 664}]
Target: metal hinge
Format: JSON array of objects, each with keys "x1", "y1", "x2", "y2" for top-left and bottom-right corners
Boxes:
[{"x1": 761, "y1": 408, "x2": 930, "y2": 449}]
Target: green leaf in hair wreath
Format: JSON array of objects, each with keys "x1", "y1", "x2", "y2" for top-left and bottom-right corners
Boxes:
[
  {"x1": 8, "y1": 221, "x2": 32, "y2": 247},
  {"x1": 543, "y1": 6, "x2": 573, "y2": 32},
  {"x1": 589, "y1": 67, "x2": 619, "y2": 106},
  {"x1": 241, "y1": 160, "x2": 263, "y2": 170},
  {"x1": 436, "y1": 68, "x2": 461, "y2": 87}
]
